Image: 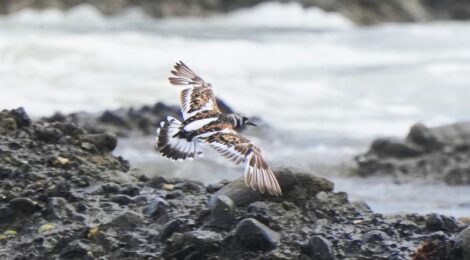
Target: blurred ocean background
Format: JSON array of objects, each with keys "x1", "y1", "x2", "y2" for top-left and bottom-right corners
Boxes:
[{"x1": 2, "y1": 2, "x2": 470, "y2": 216}]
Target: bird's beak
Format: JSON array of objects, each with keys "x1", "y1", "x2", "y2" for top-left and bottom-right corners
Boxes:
[{"x1": 246, "y1": 121, "x2": 257, "y2": 127}]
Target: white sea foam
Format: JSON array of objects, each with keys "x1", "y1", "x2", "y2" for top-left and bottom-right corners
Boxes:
[
  {"x1": 1, "y1": 4, "x2": 470, "y2": 147},
  {"x1": 208, "y1": 2, "x2": 353, "y2": 29}
]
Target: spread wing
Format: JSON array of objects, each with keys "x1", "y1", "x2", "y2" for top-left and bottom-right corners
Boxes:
[
  {"x1": 205, "y1": 132, "x2": 282, "y2": 196},
  {"x1": 169, "y1": 61, "x2": 221, "y2": 119}
]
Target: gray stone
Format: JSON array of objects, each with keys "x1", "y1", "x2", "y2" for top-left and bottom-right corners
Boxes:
[
  {"x1": 211, "y1": 195, "x2": 236, "y2": 229},
  {"x1": 362, "y1": 230, "x2": 390, "y2": 244},
  {"x1": 111, "y1": 194, "x2": 134, "y2": 205},
  {"x1": 308, "y1": 235, "x2": 335, "y2": 260},
  {"x1": 143, "y1": 196, "x2": 169, "y2": 222},
  {"x1": 182, "y1": 230, "x2": 223, "y2": 247},
  {"x1": 425, "y1": 213, "x2": 459, "y2": 232},
  {"x1": 79, "y1": 133, "x2": 117, "y2": 152},
  {"x1": 9, "y1": 197, "x2": 41, "y2": 214},
  {"x1": 60, "y1": 240, "x2": 91, "y2": 259},
  {"x1": 234, "y1": 218, "x2": 280, "y2": 251},
  {"x1": 110, "y1": 211, "x2": 143, "y2": 231},
  {"x1": 370, "y1": 138, "x2": 422, "y2": 158},
  {"x1": 406, "y1": 123, "x2": 442, "y2": 150},
  {"x1": 214, "y1": 167, "x2": 334, "y2": 206},
  {"x1": 458, "y1": 227, "x2": 470, "y2": 260}
]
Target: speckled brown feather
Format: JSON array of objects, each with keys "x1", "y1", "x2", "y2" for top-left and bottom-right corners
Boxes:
[
  {"x1": 205, "y1": 132, "x2": 282, "y2": 196},
  {"x1": 169, "y1": 61, "x2": 220, "y2": 117}
]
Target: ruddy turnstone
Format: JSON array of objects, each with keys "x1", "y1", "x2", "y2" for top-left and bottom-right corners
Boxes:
[{"x1": 155, "y1": 61, "x2": 282, "y2": 196}]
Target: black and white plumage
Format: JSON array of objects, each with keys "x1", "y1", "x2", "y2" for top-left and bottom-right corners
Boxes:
[{"x1": 155, "y1": 61, "x2": 282, "y2": 196}]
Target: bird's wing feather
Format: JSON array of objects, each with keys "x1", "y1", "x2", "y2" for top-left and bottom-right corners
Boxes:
[
  {"x1": 205, "y1": 132, "x2": 282, "y2": 196},
  {"x1": 169, "y1": 61, "x2": 221, "y2": 119}
]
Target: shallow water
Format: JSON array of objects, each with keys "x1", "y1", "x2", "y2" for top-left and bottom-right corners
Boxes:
[{"x1": 2, "y1": 2, "x2": 470, "y2": 217}]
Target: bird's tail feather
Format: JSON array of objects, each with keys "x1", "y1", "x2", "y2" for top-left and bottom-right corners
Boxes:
[{"x1": 155, "y1": 116, "x2": 200, "y2": 161}]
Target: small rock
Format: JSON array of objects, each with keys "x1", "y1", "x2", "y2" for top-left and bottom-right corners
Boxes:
[
  {"x1": 10, "y1": 107, "x2": 31, "y2": 128},
  {"x1": 370, "y1": 138, "x2": 423, "y2": 158},
  {"x1": 143, "y1": 197, "x2": 169, "y2": 222},
  {"x1": 206, "y1": 182, "x2": 225, "y2": 193},
  {"x1": 351, "y1": 200, "x2": 372, "y2": 213},
  {"x1": 35, "y1": 125, "x2": 63, "y2": 143},
  {"x1": 0, "y1": 207, "x2": 16, "y2": 224},
  {"x1": 165, "y1": 190, "x2": 183, "y2": 199},
  {"x1": 211, "y1": 195, "x2": 236, "y2": 229},
  {"x1": 110, "y1": 212, "x2": 143, "y2": 231},
  {"x1": 100, "y1": 183, "x2": 121, "y2": 194},
  {"x1": 458, "y1": 227, "x2": 470, "y2": 260},
  {"x1": 160, "y1": 219, "x2": 183, "y2": 241},
  {"x1": 46, "y1": 197, "x2": 71, "y2": 219},
  {"x1": 79, "y1": 133, "x2": 117, "y2": 152},
  {"x1": 120, "y1": 184, "x2": 140, "y2": 196},
  {"x1": 445, "y1": 168, "x2": 470, "y2": 185},
  {"x1": 174, "y1": 181, "x2": 204, "y2": 193},
  {"x1": 38, "y1": 223, "x2": 55, "y2": 233},
  {"x1": 214, "y1": 168, "x2": 333, "y2": 206},
  {"x1": 406, "y1": 123, "x2": 442, "y2": 151},
  {"x1": 182, "y1": 230, "x2": 223, "y2": 248},
  {"x1": 425, "y1": 213, "x2": 459, "y2": 232},
  {"x1": 308, "y1": 235, "x2": 336, "y2": 260},
  {"x1": 99, "y1": 110, "x2": 130, "y2": 128},
  {"x1": 60, "y1": 240, "x2": 91, "y2": 259},
  {"x1": 111, "y1": 194, "x2": 134, "y2": 205},
  {"x1": 234, "y1": 218, "x2": 279, "y2": 251},
  {"x1": 362, "y1": 230, "x2": 390, "y2": 244},
  {"x1": 162, "y1": 183, "x2": 175, "y2": 191},
  {"x1": 9, "y1": 197, "x2": 41, "y2": 214}
]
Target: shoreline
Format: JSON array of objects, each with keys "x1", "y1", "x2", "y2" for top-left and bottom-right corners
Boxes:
[{"x1": 1, "y1": 107, "x2": 469, "y2": 259}]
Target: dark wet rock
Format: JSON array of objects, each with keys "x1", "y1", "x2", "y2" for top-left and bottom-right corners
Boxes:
[
  {"x1": 407, "y1": 123, "x2": 443, "y2": 151},
  {"x1": 370, "y1": 138, "x2": 423, "y2": 158},
  {"x1": 355, "y1": 121, "x2": 470, "y2": 185},
  {"x1": 9, "y1": 197, "x2": 41, "y2": 215},
  {"x1": 425, "y1": 213, "x2": 460, "y2": 233},
  {"x1": 143, "y1": 196, "x2": 169, "y2": 222},
  {"x1": 458, "y1": 227, "x2": 470, "y2": 260},
  {"x1": 79, "y1": 133, "x2": 117, "y2": 152},
  {"x1": 211, "y1": 195, "x2": 236, "y2": 229},
  {"x1": 445, "y1": 167, "x2": 470, "y2": 185},
  {"x1": 9, "y1": 107, "x2": 31, "y2": 128},
  {"x1": 160, "y1": 219, "x2": 183, "y2": 241},
  {"x1": 307, "y1": 235, "x2": 335, "y2": 260},
  {"x1": 109, "y1": 211, "x2": 143, "y2": 231},
  {"x1": 99, "y1": 110, "x2": 130, "y2": 128},
  {"x1": 119, "y1": 184, "x2": 140, "y2": 196},
  {"x1": 213, "y1": 167, "x2": 333, "y2": 206},
  {"x1": 165, "y1": 190, "x2": 184, "y2": 199},
  {"x1": 40, "y1": 100, "x2": 235, "y2": 137},
  {"x1": 164, "y1": 230, "x2": 223, "y2": 259},
  {"x1": 46, "y1": 197, "x2": 73, "y2": 220},
  {"x1": 111, "y1": 194, "x2": 134, "y2": 205},
  {"x1": 0, "y1": 108, "x2": 467, "y2": 260},
  {"x1": 206, "y1": 181, "x2": 227, "y2": 193},
  {"x1": 234, "y1": 218, "x2": 280, "y2": 251},
  {"x1": 0, "y1": 206, "x2": 16, "y2": 223},
  {"x1": 60, "y1": 240, "x2": 91, "y2": 259}
]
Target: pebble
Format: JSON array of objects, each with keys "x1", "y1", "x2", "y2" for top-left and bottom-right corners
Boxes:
[{"x1": 234, "y1": 218, "x2": 280, "y2": 251}]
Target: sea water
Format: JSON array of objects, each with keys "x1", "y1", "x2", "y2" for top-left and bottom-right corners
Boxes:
[{"x1": 1, "y1": 2, "x2": 470, "y2": 216}]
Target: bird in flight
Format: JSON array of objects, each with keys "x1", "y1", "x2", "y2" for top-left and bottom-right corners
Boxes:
[{"x1": 155, "y1": 61, "x2": 282, "y2": 196}]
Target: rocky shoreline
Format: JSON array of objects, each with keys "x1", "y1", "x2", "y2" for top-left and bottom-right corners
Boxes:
[
  {"x1": 1, "y1": 0, "x2": 470, "y2": 25},
  {"x1": 1, "y1": 107, "x2": 470, "y2": 259},
  {"x1": 354, "y1": 122, "x2": 470, "y2": 186}
]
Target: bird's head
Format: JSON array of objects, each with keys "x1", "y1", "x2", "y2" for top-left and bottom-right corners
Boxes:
[{"x1": 229, "y1": 113, "x2": 257, "y2": 128}]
